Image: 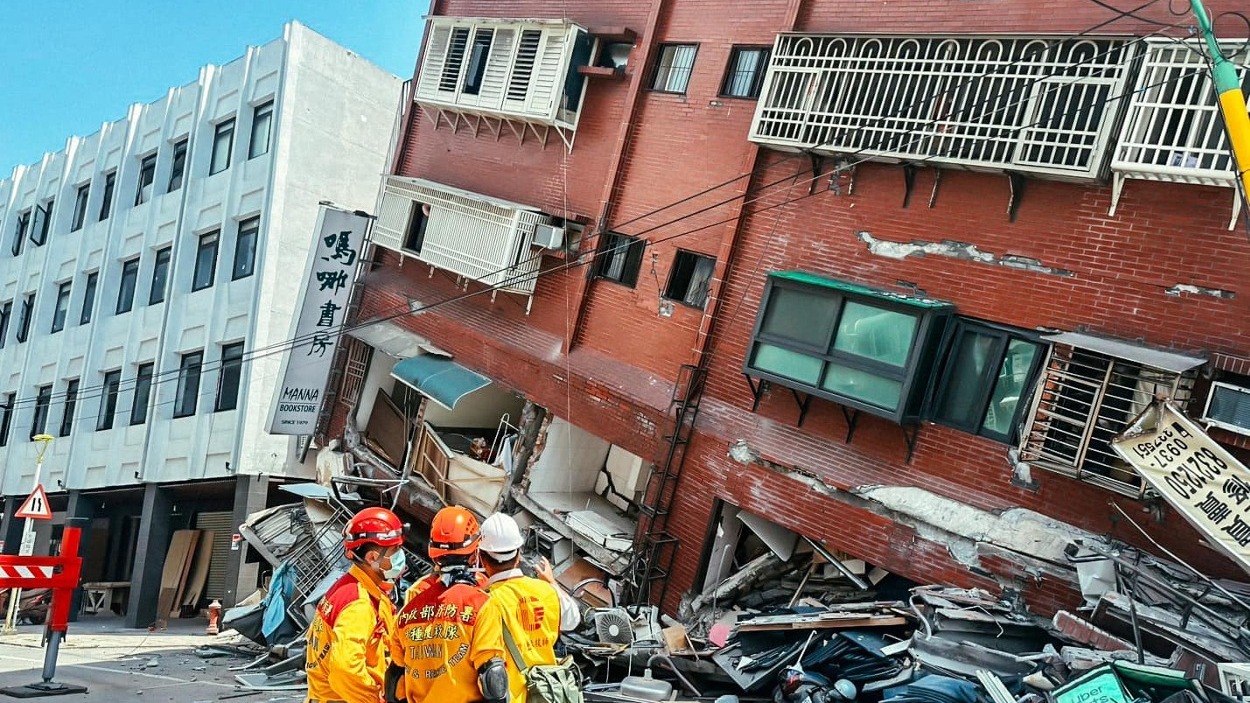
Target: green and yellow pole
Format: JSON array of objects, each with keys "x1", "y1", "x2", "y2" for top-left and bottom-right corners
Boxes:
[{"x1": 1190, "y1": 0, "x2": 1250, "y2": 202}]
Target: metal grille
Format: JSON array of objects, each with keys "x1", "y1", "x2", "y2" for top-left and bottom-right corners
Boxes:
[
  {"x1": 1113, "y1": 39, "x2": 1250, "y2": 185},
  {"x1": 749, "y1": 35, "x2": 1136, "y2": 179},
  {"x1": 339, "y1": 337, "x2": 373, "y2": 409},
  {"x1": 1019, "y1": 344, "x2": 1196, "y2": 496}
]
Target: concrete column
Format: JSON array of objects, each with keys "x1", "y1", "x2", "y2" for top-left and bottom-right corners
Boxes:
[
  {"x1": 65, "y1": 491, "x2": 97, "y2": 621},
  {"x1": 126, "y1": 483, "x2": 172, "y2": 628},
  {"x1": 0, "y1": 495, "x2": 21, "y2": 555},
  {"x1": 221, "y1": 474, "x2": 268, "y2": 608}
]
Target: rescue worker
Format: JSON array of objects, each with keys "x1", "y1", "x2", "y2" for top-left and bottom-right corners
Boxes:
[
  {"x1": 478, "y1": 512, "x2": 583, "y2": 703},
  {"x1": 386, "y1": 506, "x2": 509, "y2": 703},
  {"x1": 306, "y1": 506, "x2": 407, "y2": 703}
]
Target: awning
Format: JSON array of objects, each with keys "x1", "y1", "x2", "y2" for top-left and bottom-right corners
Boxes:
[
  {"x1": 391, "y1": 354, "x2": 491, "y2": 411},
  {"x1": 1043, "y1": 331, "x2": 1206, "y2": 373},
  {"x1": 347, "y1": 321, "x2": 429, "y2": 359}
]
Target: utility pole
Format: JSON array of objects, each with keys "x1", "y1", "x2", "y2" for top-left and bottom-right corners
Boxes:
[{"x1": 1189, "y1": 0, "x2": 1250, "y2": 206}]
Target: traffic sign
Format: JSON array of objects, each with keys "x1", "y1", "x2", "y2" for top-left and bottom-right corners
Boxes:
[{"x1": 15, "y1": 485, "x2": 52, "y2": 520}]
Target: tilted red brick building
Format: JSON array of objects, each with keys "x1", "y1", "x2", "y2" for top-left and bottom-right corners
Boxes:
[{"x1": 324, "y1": 0, "x2": 1250, "y2": 617}]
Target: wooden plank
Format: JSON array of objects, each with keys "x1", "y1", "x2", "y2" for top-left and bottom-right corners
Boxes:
[
  {"x1": 735, "y1": 614, "x2": 908, "y2": 632},
  {"x1": 154, "y1": 530, "x2": 197, "y2": 625},
  {"x1": 182, "y1": 530, "x2": 215, "y2": 609}
]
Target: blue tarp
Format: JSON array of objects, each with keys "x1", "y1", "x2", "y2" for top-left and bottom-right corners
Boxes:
[
  {"x1": 391, "y1": 354, "x2": 490, "y2": 411},
  {"x1": 261, "y1": 561, "x2": 295, "y2": 639}
]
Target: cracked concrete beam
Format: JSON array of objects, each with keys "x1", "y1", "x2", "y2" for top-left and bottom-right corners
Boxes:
[
  {"x1": 857, "y1": 231, "x2": 1074, "y2": 277},
  {"x1": 1165, "y1": 283, "x2": 1235, "y2": 299}
]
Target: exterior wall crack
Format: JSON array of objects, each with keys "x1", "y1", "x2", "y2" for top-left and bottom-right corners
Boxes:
[
  {"x1": 1164, "y1": 283, "x2": 1236, "y2": 299},
  {"x1": 857, "y1": 231, "x2": 1075, "y2": 277}
]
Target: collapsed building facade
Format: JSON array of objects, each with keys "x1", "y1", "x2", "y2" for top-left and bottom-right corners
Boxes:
[{"x1": 321, "y1": 0, "x2": 1250, "y2": 619}]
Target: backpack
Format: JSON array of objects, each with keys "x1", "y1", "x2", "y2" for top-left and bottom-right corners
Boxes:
[{"x1": 501, "y1": 622, "x2": 584, "y2": 703}]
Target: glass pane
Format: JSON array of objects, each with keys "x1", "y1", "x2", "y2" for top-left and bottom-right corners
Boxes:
[
  {"x1": 934, "y1": 329, "x2": 997, "y2": 428},
  {"x1": 760, "y1": 287, "x2": 838, "y2": 348},
  {"x1": 821, "y1": 362, "x2": 902, "y2": 410},
  {"x1": 751, "y1": 343, "x2": 823, "y2": 385},
  {"x1": 982, "y1": 339, "x2": 1041, "y2": 437},
  {"x1": 832, "y1": 301, "x2": 917, "y2": 366}
]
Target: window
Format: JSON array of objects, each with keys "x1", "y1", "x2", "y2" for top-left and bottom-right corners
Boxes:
[
  {"x1": 439, "y1": 27, "x2": 472, "y2": 91},
  {"x1": 116, "y1": 257, "x2": 140, "y2": 314},
  {"x1": 135, "y1": 153, "x2": 157, "y2": 205},
  {"x1": 0, "y1": 301, "x2": 9, "y2": 349},
  {"x1": 664, "y1": 251, "x2": 716, "y2": 308},
  {"x1": 16, "y1": 293, "x2": 34, "y2": 343},
  {"x1": 403, "y1": 203, "x2": 429, "y2": 254},
  {"x1": 174, "y1": 351, "x2": 204, "y2": 418},
  {"x1": 232, "y1": 217, "x2": 259, "y2": 280},
  {"x1": 80, "y1": 272, "x2": 97, "y2": 325},
  {"x1": 651, "y1": 44, "x2": 698, "y2": 94},
  {"x1": 210, "y1": 119, "x2": 235, "y2": 175},
  {"x1": 51, "y1": 281, "x2": 72, "y2": 333},
  {"x1": 930, "y1": 321, "x2": 1044, "y2": 443},
  {"x1": 32, "y1": 385, "x2": 52, "y2": 438},
  {"x1": 99, "y1": 171, "x2": 116, "y2": 221},
  {"x1": 721, "y1": 47, "x2": 770, "y2": 99},
  {"x1": 216, "y1": 342, "x2": 244, "y2": 411},
  {"x1": 462, "y1": 29, "x2": 494, "y2": 95},
  {"x1": 30, "y1": 200, "x2": 52, "y2": 246},
  {"x1": 98, "y1": 370, "x2": 121, "y2": 431},
  {"x1": 248, "y1": 102, "x2": 273, "y2": 159},
  {"x1": 594, "y1": 232, "x2": 645, "y2": 287},
  {"x1": 168, "y1": 139, "x2": 188, "y2": 192},
  {"x1": 1018, "y1": 339, "x2": 1200, "y2": 495},
  {"x1": 0, "y1": 392, "x2": 13, "y2": 447},
  {"x1": 11, "y1": 210, "x2": 29, "y2": 256},
  {"x1": 745, "y1": 272, "x2": 952, "y2": 422},
  {"x1": 71, "y1": 184, "x2": 90, "y2": 231},
  {"x1": 130, "y1": 363, "x2": 154, "y2": 426},
  {"x1": 59, "y1": 379, "x2": 79, "y2": 437},
  {"x1": 149, "y1": 247, "x2": 172, "y2": 304},
  {"x1": 193, "y1": 231, "x2": 219, "y2": 290}
]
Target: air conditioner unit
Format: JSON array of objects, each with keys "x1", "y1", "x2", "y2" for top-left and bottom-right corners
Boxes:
[
  {"x1": 1202, "y1": 381, "x2": 1250, "y2": 436},
  {"x1": 532, "y1": 223, "x2": 565, "y2": 250}
]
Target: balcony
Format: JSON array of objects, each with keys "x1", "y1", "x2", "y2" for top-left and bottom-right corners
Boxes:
[
  {"x1": 749, "y1": 34, "x2": 1137, "y2": 181},
  {"x1": 1111, "y1": 39, "x2": 1250, "y2": 227},
  {"x1": 415, "y1": 17, "x2": 594, "y2": 150},
  {"x1": 372, "y1": 176, "x2": 553, "y2": 305}
]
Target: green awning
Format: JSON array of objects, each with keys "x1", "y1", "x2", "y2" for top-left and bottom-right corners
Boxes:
[
  {"x1": 771, "y1": 271, "x2": 952, "y2": 310},
  {"x1": 391, "y1": 355, "x2": 490, "y2": 411}
]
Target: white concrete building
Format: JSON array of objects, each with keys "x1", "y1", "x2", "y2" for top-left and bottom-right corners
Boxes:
[{"x1": 0, "y1": 22, "x2": 402, "y2": 625}]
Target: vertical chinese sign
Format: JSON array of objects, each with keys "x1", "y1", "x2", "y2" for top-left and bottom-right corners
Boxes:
[
  {"x1": 268, "y1": 205, "x2": 367, "y2": 435},
  {"x1": 1111, "y1": 401, "x2": 1250, "y2": 574}
]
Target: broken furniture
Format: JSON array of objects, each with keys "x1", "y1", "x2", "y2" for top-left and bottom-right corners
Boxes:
[{"x1": 80, "y1": 581, "x2": 129, "y2": 615}]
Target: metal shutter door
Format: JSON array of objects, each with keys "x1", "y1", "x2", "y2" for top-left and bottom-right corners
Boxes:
[{"x1": 195, "y1": 511, "x2": 235, "y2": 602}]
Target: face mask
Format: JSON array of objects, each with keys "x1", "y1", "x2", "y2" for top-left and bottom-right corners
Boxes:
[{"x1": 381, "y1": 550, "x2": 406, "y2": 581}]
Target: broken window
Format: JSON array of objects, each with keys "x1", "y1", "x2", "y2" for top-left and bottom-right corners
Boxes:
[
  {"x1": 664, "y1": 250, "x2": 715, "y2": 309},
  {"x1": 462, "y1": 29, "x2": 494, "y2": 96},
  {"x1": 930, "y1": 320, "x2": 1044, "y2": 443},
  {"x1": 403, "y1": 202, "x2": 430, "y2": 254},
  {"x1": 1018, "y1": 338, "x2": 1201, "y2": 495}
]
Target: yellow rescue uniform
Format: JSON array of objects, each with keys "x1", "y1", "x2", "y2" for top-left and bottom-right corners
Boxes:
[
  {"x1": 305, "y1": 566, "x2": 396, "y2": 703},
  {"x1": 488, "y1": 574, "x2": 563, "y2": 703},
  {"x1": 391, "y1": 576, "x2": 506, "y2": 703}
]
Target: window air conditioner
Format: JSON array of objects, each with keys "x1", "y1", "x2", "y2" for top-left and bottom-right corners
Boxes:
[
  {"x1": 532, "y1": 223, "x2": 565, "y2": 250},
  {"x1": 1202, "y1": 381, "x2": 1250, "y2": 437}
]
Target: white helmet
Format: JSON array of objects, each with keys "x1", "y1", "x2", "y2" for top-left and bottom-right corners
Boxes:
[{"x1": 480, "y1": 513, "x2": 525, "y2": 561}]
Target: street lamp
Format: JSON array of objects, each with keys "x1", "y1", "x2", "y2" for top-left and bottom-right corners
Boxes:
[{"x1": 3, "y1": 433, "x2": 54, "y2": 634}]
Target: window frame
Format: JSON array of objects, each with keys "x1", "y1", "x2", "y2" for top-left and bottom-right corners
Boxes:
[
  {"x1": 116, "y1": 257, "x2": 140, "y2": 314},
  {"x1": 12, "y1": 209, "x2": 30, "y2": 256},
  {"x1": 99, "y1": 171, "x2": 116, "y2": 221},
  {"x1": 209, "y1": 119, "x2": 236, "y2": 175},
  {"x1": 248, "y1": 102, "x2": 274, "y2": 160},
  {"x1": 135, "y1": 152, "x2": 157, "y2": 206},
  {"x1": 0, "y1": 392, "x2": 13, "y2": 447},
  {"x1": 743, "y1": 273, "x2": 953, "y2": 424},
  {"x1": 650, "y1": 43, "x2": 699, "y2": 95},
  {"x1": 16, "y1": 293, "x2": 34, "y2": 343},
  {"x1": 232, "y1": 217, "x2": 259, "y2": 280},
  {"x1": 168, "y1": 138, "x2": 189, "y2": 192},
  {"x1": 149, "y1": 246, "x2": 172, "y2": 305},
  {"x1": 51, "y1": 281, "x2": 72, "y2": 333},
  {"x1": 32, "y1": 385, "x2": 52, "y2": 438},
  {"x1": 130, "y1": 362, "x2": 154, "y2": 426},
  {"x1": 59, "y1": 378, "x2": 79, "y2": 437},
  {"x1": 926, "y1": 319, "x2": 1047, "y2": 444},
  {"x1": 215, "y1": 342, "x2": 245, "y2": 412},
  {"x1": 71, "y1": 183, "x2": 90, "y2": 231},
  {"x1": 80, "y1": 272, "x2": 98, "y2": 325},
  {"x1": 173, "y1": 351, "x2": 204, "y2": 418},
  {"x1": 30, "y1": 200, "x2": 52, "y2": 246},
  {"x1": 0, "y1": 300, "x2": 9, "y2": 349},
  {"x1": 719, "y1": 46, "x2": 771, "y2": 99},
  {"x1": 663, "y1": 250, "x2": 716, "y2": 309},
  {"x1": 594, "y1": 232, "x2": 646, "y2": 288},
  {"x1": 192, "y1": 230, "x2": 220, "y2": 291},
  {"x1": 98, "y1": 370, "x2": 122, "y2": 431}
]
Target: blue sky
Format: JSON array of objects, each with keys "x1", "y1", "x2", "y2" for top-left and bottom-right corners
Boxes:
[{"x1": 0, "y1": 1, "x2": 428, "y2": 169}]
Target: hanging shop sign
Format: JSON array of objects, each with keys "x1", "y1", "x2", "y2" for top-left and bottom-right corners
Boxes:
[
  {"x1": 268, "y1": 205, "x2": 368, "y2": 435},
  {"x1": 1111, "y1": 400, "x2": 1250, "y2": 574}
]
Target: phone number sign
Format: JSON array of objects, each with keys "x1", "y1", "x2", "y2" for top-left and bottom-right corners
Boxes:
[{"x1": 1112, "y1": 401, "x2": 1250, "y2": 574}]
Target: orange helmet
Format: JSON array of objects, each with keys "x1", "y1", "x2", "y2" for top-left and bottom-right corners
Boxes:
[
  {"x1": 428, "y1": 506, "x2": 481, "y2": 561},
  {"x1": 344, "y1": 507, "x2": 404, "y2": 554}
]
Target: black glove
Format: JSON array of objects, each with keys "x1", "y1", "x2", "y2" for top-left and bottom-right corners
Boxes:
[{"x1": 384, "y1": 662, "x2": 406, "y2": 703}]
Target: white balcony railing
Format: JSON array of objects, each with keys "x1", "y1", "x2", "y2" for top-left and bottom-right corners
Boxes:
[
  {"x1": 373, "y1": 176, "x2": 551, "y2": 300},
  {"x1": 749, "y1": 35, "x2": 1138, "y2": 180}
]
